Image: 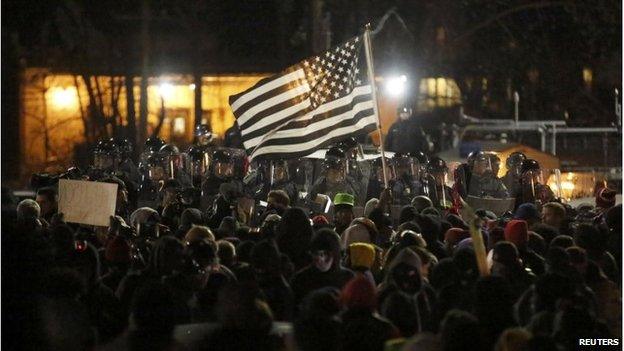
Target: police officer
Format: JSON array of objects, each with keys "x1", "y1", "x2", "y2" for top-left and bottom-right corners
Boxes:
[
  {"x1": 467, "y1": 152, "x2": 508, "y2": 198},
  {"x1": 224, "y1": 123, "x2": 244, "y2": 149},
  {"x1": 137, "y1": 152, "x2": 167, "y2": 209},
  {"x1": 194, "y1": 124, "x2": 214, "y2": 147},
  {"x1": 89, "y1": 139, "x2": 119, "y2": 180},
  {"x1": 391, "y1": 152, "x2": 428, "y2": 205},
  {"x1": 503, "y1": 151, "x2": 526, "y2": 197},
  {"x1": 201, "y1": 148, "x2": 243, "y2": 211},
  {"x1": 337, "y1": 137, "x2": 368, "y2": 203},
  {"x1": 424, "y1": 156, "x2": 453, "y2": 209},
  {"x1": 515, "y1": 159, "x2": 555, "y2": 208},
  {"x1": 365, "y1": 156, "x2": 395, "y2": 203},
  {"x1": 306, "y1": 147, "x2": 359, "y2": 208},
  {"x1": 385, "y1": 104, "x2": 431, "y2": 154},
  {"x1": 115, "y1": 138, "x2": 140, "y2": 184},
  {"x1": 245, "y1": 159, "x2": 298, "y2": 207},
  {"x1": 159, "y1": 143, "x2": 192, "y2": 187},
  {"x1": 187, "y1": 145, "x2": 210, "y2": 188}
]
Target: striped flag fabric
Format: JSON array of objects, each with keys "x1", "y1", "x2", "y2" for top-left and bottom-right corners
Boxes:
[{"x1": 229, "y1": 35, "x2": 377, "y2": 160}]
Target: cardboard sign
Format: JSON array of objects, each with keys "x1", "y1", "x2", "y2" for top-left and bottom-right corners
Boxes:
[{"x1": 58, "y1": 179, "x2": 118, "y2": 227}]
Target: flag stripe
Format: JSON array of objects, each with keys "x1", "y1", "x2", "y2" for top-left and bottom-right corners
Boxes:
[
  {"x1": 233, "y1": 77, "x2": 309, "y2": 120},
  {"x1": 241, "y1": 85, "x2": 371, "y2": 144},
  {"x1": 230, "y1": 69, "x2": 305, "y2": 113},
  {"x1": 242, "y1": 91, "x2": 373, "y2": 149},
  {"x1": 254, "y1": 104, "x2": 375, "y2": 147},
  {"x1": 240, "y1": 99, "x2": 311, "y2": 142},
  {"x1": 239, "y1": 93, "x2": 310, "y2": 133},
  {"x1": 236, "y1": 83, "x2": 311, "y2": 127},
  {"x1": 251, "y1": 115, "x2": 377, "y2": 159}
]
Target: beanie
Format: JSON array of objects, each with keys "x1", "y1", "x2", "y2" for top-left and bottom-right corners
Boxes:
[
  {"x1": 504, "y1": 220, "x2": 529, "y2": 247},
  {"x1": 596, "y1": 188, "x2": 616, "y2": 209},
  {"x1": 348, "y1": 243, "x2": 376, "y2": 269},
  {"x1": 514, "y1": 203, "x2": 540, "y2": 222},
  {"x1": 312, "y1": 214, "x2": 329, "y2": 226},
  {"x1": 105, "y1": 235, "x2": 131, "y2": 264},
  {"x1": 340, "y1": 274, "x2": 377, "y2": 311}
]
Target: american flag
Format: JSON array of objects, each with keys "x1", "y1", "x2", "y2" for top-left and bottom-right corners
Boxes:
[{"x1": 229, "y1": 35, "x2": 377, "y2": 160}]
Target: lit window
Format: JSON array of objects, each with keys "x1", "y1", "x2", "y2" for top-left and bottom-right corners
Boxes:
[
  {"x1": 583, "y1": 67, "x2": 593, "y2": 87},
  {"x1": 417, "y1": 77, "x2": 461, "y2": 111},
  {"x1": 47, "y1": 87, "x2": 78, "y2": 110}
]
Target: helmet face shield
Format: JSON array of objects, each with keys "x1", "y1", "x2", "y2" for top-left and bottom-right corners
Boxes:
[
  {"x1": 214, "y1": 161, "x2": 234, "y2": 178},
  {"x1": 148, "y1": 165, "x2": 166, "y2": 182},
  {"x1": 327, "y1": 163, "x2": 346, "y2": 183},
  {"x1": 94, "y1": 153, "x2": 116, "y2": 170},
  {"x1": 270, "y1": 161, "x2": 289, "y2": 185},
  {"x1": 472, "y1": 157, "x2": 492, "y2": 176}
]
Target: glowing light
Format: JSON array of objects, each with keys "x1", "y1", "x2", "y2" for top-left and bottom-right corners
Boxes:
[
  {"x1": 385, "y1": 75, "x2": 407, "y2": 97},
  {"x1": 189, "y1": 84, "x2": 196, "y2": 90},
  {"x1": 173, "y1": 117, "x2": 186, "y2": 135},
  {"x1": 158, "y1": 83, "x2": 174, "y2": 99},
  {"x1": 48, "y1": 87, "x2": 78, "y2": 110},
  {"x1": 561, "y1": 181, "x2": 575, "y2": 191}
]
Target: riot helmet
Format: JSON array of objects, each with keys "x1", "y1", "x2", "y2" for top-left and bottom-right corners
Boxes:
[
  {"x1": 471, "y1": 151, "x2": 492, "y2": 176},
  {"x1": 159, "y1": 144, "x2": 184, "y2": 180},
  {"x1": 506, "y1": 152, "x2": 527, "y2": 176},
  {"x1": 145, "y1": 136, "x2": 165, "y2": 153},
  {"x1": 426, "y1": 156, "x2": 448, "y2": 174},
  {"x1": 93, "y1": 139, "x2": 119, "y2": 171},
  {"x1": 520, "y1": 159, "x2": 542, "y2": 185},
  {"x1": 397, "y1": 104, "x2": 413, "y2": 121},
  {"x1": 269, "y1": 160, "x2": 290, "y2": 185},
  {"x1": 194, "y1": 124, "x2": 213, "y2": 146},
  {"x1": 372, "y1": 157, "x2": 395, "y2": 183},
  {"x1": 211, "y1": 149, "x2": 234, "y2": 179},
  {"x1": 467, "y1": 151, "x2": 479, "y2": 167},
  {"x1": 146, "y1": 153, "x2": 166, "y2": 182},
  {"x1": 187, "y1": 145, "x2": 210, "y2": 186},
  {"x1": 116, "y1": 138, "x2": 133, "y2": 161},
  {"x1": 486, "y1": 152, "x2": 501, "y2": 177},
  {"x1": 393, "y1": 152, "x2": 425, "y2": 179},
  {"x1": 411, "y1": 151, "x2": 429, "y2": 165},
  {"x1": 426, "y1": 156, "x2": 448, "y2": 188},
  {"x1": 324, "y1": 147, "x2": 346, "y2": 184}
]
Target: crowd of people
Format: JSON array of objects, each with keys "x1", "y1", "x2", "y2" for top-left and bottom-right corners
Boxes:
[{"x1": 2, "y1": 126, "x2": 622, "y2": 351}]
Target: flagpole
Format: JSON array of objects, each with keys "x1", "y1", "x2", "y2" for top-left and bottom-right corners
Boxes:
[{"x1": 364, "y1": 23, "x2": 389, "y2": 189}]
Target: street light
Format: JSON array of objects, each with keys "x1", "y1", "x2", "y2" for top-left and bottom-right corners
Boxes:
[{"x1": 385, "y1": 75, "x2": 407, "y2": 97}]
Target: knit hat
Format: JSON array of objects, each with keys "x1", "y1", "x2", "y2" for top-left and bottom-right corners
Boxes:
[
  {"x1": 312, "y1": 214, "x2": 329, "y2": 226},
  {"x1": 340, "y1": 274, "x2": 377, "y2": 311},
  {"x1": 596, "y1": 187, "x2": 616, "y2": 209},
  {"x1": 514, "y1": 203, "x2": 540, "y2": 222},
  {"x1": 348, "y1": 243, "x2": 376, "y2": 269},
  {"x1": 504, "y1": 220, "x2": 529, "y2": 247},
  {"x1": 364, "y1": 198, "x2": 379, "y2": 218},
  {"x1": 105, "y1": 235, "x2": 131, "y2": 264}
]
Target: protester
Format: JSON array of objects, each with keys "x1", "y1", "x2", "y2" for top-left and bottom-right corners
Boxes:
[{"x1": 6, "y1": 138, "x2": 621, "y2": 351}]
